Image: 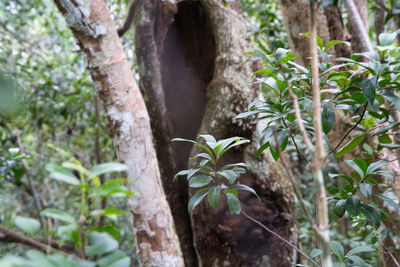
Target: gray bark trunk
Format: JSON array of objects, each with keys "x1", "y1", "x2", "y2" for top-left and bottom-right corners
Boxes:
[{"x1": 53, "y1": 1, "x2": 184, "y2": 266}]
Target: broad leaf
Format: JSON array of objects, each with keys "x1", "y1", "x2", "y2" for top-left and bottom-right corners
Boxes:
[
  {"x1": 189, "y1": 175, "x2": 213, "y2": 188},
  {"x1": 188, "y1": 189, "x2": 208, "y2": 215},
  {"x1": 226, "y1": 192, "x2": 241, "y2": 214},
  {"x1": 90, "y1": 162, "x2": 127, "y2": 176},
  {"x1": 336, "y1": 135, "x2": 365, "y2": 158},
  {"x1": 46, "y1": 163, "x2": 80, "y2": 186},
  {"x1": 85, "y1": 232, "x2": 118, "y2": 257},
  {"x1": 329, "y1": 241, "x2": 344, "y2": 261},
  {"x1": 207, "y1": 186, "x2": 221, "y2": 209},
  {"x1": 346, "y1": 196, "x2": 361, "y2": 216},
  {"x1": 41, "y1": 209, "x2": 76, "y2": 224},
  {"x1": 14, "y1": 216, "x2": 41, "y2": 235}
]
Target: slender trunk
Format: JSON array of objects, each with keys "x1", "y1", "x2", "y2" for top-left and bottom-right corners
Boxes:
[
  {"x1": 310, "y1": 3, "x2": 332, "y2": 266},
  {"x1": 52, "y1": 1, "x2": 184, "y2": 265}
]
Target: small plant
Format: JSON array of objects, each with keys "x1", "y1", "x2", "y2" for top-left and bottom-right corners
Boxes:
[
  {"x1": 173, "y1": 135, "x2": 260, "y2": 215},
  {"x1": 0, "y1": 145, "x2": 133, "y2": 267}
]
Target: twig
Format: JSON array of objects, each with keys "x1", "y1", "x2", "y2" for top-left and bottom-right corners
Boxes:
[
  {"x1": 328, "y1": 104, "x2": 367, "y2": 155},
  {"x1": 272, "y1": 130, "x2": 321, "y2": 238},
  {"x1": 241, "y1": 211, "x2": 320, "y2": 267},
  {"x1": 289, "y1": 88, "x2": 314, "y2": 150},
  {"x1": 0, "y1": 224, "x2": 77, "y2": 257},
  {"x1": 117, "y1": 0, "x2": 138, "y2": 36},
  {"x1": 281, "y1": 119, "x2": 311, "y2": 167}
]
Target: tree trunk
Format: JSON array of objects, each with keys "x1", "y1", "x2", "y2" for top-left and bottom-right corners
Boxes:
[
  {"x1": 279, "y1": 0, "x2": 330, "y2": 66},
  {"x1": 134, "y1": 0, "x2": 297, "y2": 266},
  {"x1": 52, "y1": 1, "x2": 184, "y2": 266}
]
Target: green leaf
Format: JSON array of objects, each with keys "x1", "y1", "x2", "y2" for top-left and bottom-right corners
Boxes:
[
  {"x1": 336, "y1": 135, "x2": 365, "y2": 158},
  {"x1": 346, "y1": 196, "x2": 361, "y2": 216},
  {"x1": 329, "y1": 241, "x2": 344, "y2": 261},
  {"x1": 256, "y1": 141, "x2": 270, "y2": 156},
  {"x1": 269, "y1": 145, "x2": 280, "y2": 161},
  {"x1": 334, "y1": 199, "x2": 346, "y2": 216},
  {"x1": 379, "y1": 31, "x2": 398, "y2": 46},
  {"x1": 26, "y1": 250, "x2": 56, "y2": 267},
  {"x1": 360, "y1": 204, "x2": 380, "y2": 227},
  {"x1": 97, "y1": 250, "x2": 130, "y2": 267},
  {"x1": 374, "y1": 193, "x2": 399, "y2": 213},
  {"x1": 90, "y1": 207, "x2": 125, "y2": 217},
  {"x1": 382, "y1": 92, "x2": 400, "y2": 111},
  {"x1": 345, "y1": 158, "x2": 366, "y2": 178},
  {"x1": 227, "y1": 184, "x2": 261, "y2": 201},
  {"x1": 217, "y1": 170, "x2": 238, "y2": 184},
  {"x1": 85, "y1": 232, "x2": 118, "y2": 257},
  {"x1": 14, "y1": 216, "x2": 41, "y2": 235},
  {"x1": 41, "y1": 209, "x2": 76, "y2": 224},
  {"x1": 366, "y1": 160, "x2": 387, "y2": 174},
  {"x1": 316, "y1": 35, "x2": 324, "y2": 50},
  {"x1": 346, "y1": 255, "x2": 366, "y2": 267},
  {"x1": 188, "y1": 189, "x2": 209, "y2": 215},
  {"x1": 346, "y1": 245, "x2": 375, "y2": 257},
  {"x1": 207, "y1": 186, "x2": 221, "y2": 210},
  {"x1": 45, "y1": 163, "x2": 80, "y2": 186},
  {"x1": 172, "y1": 138, "x2": 213, "y2": 157},
  {"x1": 90, "y1": 162, "x2": 127, "y2": 176},
  {"x1": 375, "y1": 122, "x2": 400, "y2": 135},
  {"x1": 322, "y1": 106, "x2": 335, "y2": 134},
  {"x1": 361, "y1": 77, "x2": 377, "y2": 107},
  {"x1": 360, "y1": 183, "x2": 372, "y2": 198},
  {"x1": 226, "y1": 192, "x2": 241, "y2": 214},
  {"x1": 325, "y1": 40, "x2": 348, "y2": 51},
  {"x1": 310, "y1": 248, "x2": 322, "y2": 259},
  {"x1": 189, "y1": 175, "x2": 213, "y2": 188},
  {"x1": 88, "y1": 226, "x2": 121, "y2": 241}
]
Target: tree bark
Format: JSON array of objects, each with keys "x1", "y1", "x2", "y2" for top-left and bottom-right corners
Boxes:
[
  {"x1": 52, "y1": 1, "x2": 184, "y2": 266},
  {"x1": 134, "y1": 0, "x2": 297, "y2": 266},
  {"x1": 279, "y1": 0, "x2": 330, "y2": 66}
]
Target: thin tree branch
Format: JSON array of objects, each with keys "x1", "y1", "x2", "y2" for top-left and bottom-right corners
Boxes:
[
  {"x1": 117, "y1": 0, "x2": 138, "y2": 36},
  {"x1": 0, "y1": 224, "x2": 77, "y2": 256},
  {"x1": 241, "y1": 211, "x2": 320, "y2": 267},
  {"x1": 328, "y1": 104, "x2": 367, "y2": 155},
  {"x1": 310, "y1": 1, "x2": 332, "y2": 266},
  {"x1": 289, "y1": 88, "x2": 314, "y2": 150}
]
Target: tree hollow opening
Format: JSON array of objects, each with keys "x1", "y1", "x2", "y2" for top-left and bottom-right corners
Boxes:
[{"x1": 161, "y1": 0, "x2": 216, "y2": 170}]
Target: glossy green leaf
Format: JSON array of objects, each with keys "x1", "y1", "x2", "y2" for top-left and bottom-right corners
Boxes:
[
  {"x1": 322, "y1": 106, "x2": 335, "y2": 134},
  {"x1": 346, "y1": 196, "x2": 361, "y2": 216},
  {"x1": 207, "y1": 186, "x2": 221, "y2": 210},
  {"x1": 329, "y1": 241, "x2": 344, "y2": 261},
  {"x1": 360, "y1": 204, "x2": 380, "y2": 227},
  {"x1": 310, "y1": 248, "x2": 322, "y2": 259},
  {"x1": 188, "y1": 189, "x2": 208, "y2": 215},
  {"x1": 226, "y1": 192, "x2": 241, "y2": 215},
  {"x1": 227, "y1": 184, "x2": 261, "y2": 201},
  {"x1": 189, "y1": 175, "x2": 213, "y2": 188},
  {"x1": 336, "y1": 135, "x2": 365, "y2": 158},
  {"x1": 361, "y1": 77, "x2": 377, "y2": 107},
  {"x1": 360, "y1": 183, "x2": 372, "y2": 198}
]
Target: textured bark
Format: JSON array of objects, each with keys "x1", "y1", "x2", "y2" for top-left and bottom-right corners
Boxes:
[
  {"x1": 279, "y1": 0, "x2": 330, "y2": 66},
  {"x1": 324, "y1": 5, "x2": 352, "y2": 58},
  {"x1": 346, "y1": 0, "x2": 373, "y2": 52},
  {"x1": 52, "y1": 1, "x2": 184, "y2": 266},
  {"x1": 134, "y1": 0, "x2": 297, "y2": 266}
]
